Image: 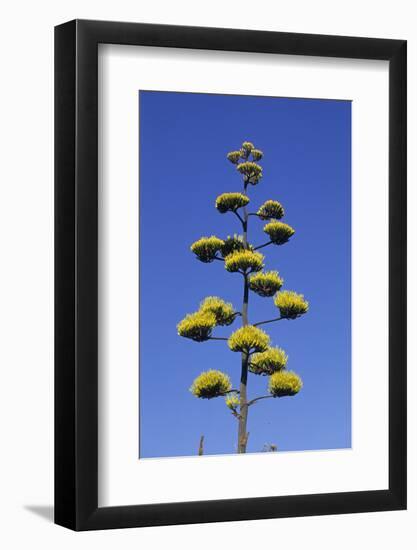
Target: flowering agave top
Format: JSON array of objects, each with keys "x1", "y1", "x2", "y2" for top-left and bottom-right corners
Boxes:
[
  {"x1": 179, "y1": 140, "x2": 308, "y2": 454},
  {"x1": 226, "y1": 141, "x2": 264, "y2": 185},
  {"x1": 240, "y1": 141, "x2": 255, "y2": 158}
]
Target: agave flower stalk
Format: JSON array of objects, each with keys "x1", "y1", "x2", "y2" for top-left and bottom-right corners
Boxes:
[{"x1": 179, "y1": 141, "x2": 309, "y2": 454}]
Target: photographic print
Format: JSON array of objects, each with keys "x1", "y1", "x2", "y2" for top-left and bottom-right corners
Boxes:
[
  {"x1": 55, "y1": 21, "x2": 406, "y2": 529},
  {"x1": 139, "y1": 91, "x2": 351, "y2": 458}
]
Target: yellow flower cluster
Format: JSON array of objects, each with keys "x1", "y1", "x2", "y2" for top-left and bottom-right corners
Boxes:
[
  {"x1": 228, "y1": 325, "x2": 270, "y2": 353},
  {"x1": 190, "y1": 370, "x2": 232, "y2": 399},
  {"x1": 249, "y1": 347, "x2": 288, "y2": 375},
  {"x1": 268, "y1": 370, "x2": 303, "y2": 397},
  {"x1": 227, "y1": 150, "x2": 242, "y2": 164},
  {"x1": 226, "y1": 142, "x2": 264, "y2": 182},
  {"x1": 225, "y1": 249, "x2": 264, "y2": 274},
  {"x1": 200, "y1": 296, "x2": 236, "y2": 326},
  {"x1": 257, "y1": 200, "x2": 284, "y2": 220},
  {"x1": 236, "y1": 161, "x2": 263, "y2": 185},
  {"x1": 178, "y1": 295, "x2": 238, "y2": 341},
  {"x1": 251, "y1": 148, "x2": 263, "y2": 161},
  {"x1": 240, "y1": 141, "x2": 255, "y2": 158},
  {"x1": 274, "y1": 291, "x2": 309, "y2": 319},
  {"x1": 177, "y1": 311, "x2": 217, "y2": 342},
  {"x1": 190, "y1": 235, "x2": 224, "y2": 263},
  {"x1": 221, "y1": 234, "x2": 246, "y2": 258},
  {"x1": 263, "y1": 221, "x2": 295, "y2": 245},
  {"x1": 215, "y1": 192, "x2": 249, "y2": 214},
  {"x1": 240, "y1": 143, "x2": 264, "y2": 161},
  {"x1": 225, "y1": 394, "x2": 240, "y2": 410},
  {"x1": 249, "y1": 271, "x2": 283, "y2": 297}
]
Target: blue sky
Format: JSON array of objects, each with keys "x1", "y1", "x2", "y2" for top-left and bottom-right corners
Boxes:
[{"x1": 139, "y1": 91, "x2": 351, "y2": 458}]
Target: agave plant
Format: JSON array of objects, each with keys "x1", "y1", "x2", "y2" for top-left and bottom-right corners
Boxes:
[{"x1": 178, "y1": 141, "x2": 308, "y2": 453}]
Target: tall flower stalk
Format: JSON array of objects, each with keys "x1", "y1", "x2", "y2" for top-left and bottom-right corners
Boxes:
[{"x1": 177, "y1": 141, "x2": 309, "y2": 454}]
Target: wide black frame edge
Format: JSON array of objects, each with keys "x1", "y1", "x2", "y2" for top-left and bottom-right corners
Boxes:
[
  {"x1": 54, "y1": 19, "x2": 77, "y2": 530},
  {"x1": 73, "y1": 18, "x2": 405, "y2": 60},
  {"x1": 388, "y1": 39, "x2": 407, "y2": 511},
  {"x1": 76, "y1": 489, "x2": 403, "y2": 531}
]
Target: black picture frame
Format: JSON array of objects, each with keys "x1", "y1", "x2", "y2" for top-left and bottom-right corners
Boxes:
[{"x1": 55, "y1": 19, "x2": 407, "y2": 531}]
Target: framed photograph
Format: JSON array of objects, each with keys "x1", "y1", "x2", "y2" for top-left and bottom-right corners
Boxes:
[{"x1": 55, "y1": 19, "x2": 406, "y2": 531}]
